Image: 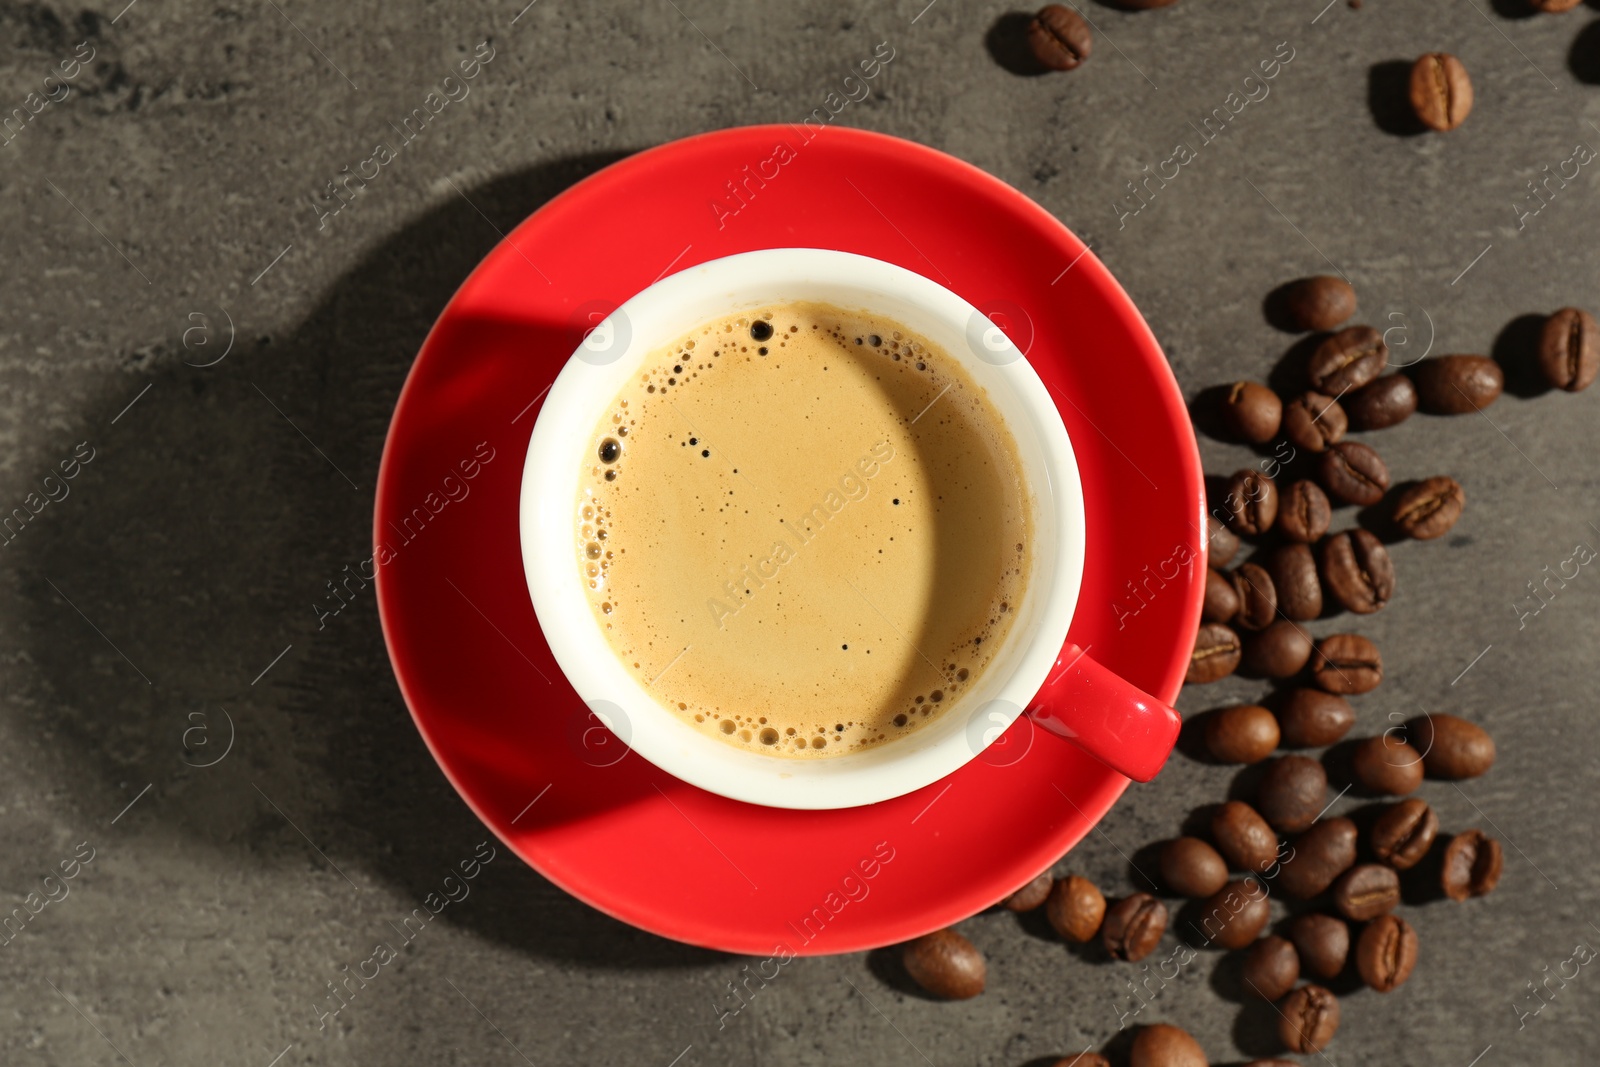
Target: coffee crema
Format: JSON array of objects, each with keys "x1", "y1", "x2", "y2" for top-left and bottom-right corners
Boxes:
[{"x1": 576, "y1": 301, "x2": 1032, "y2": 758}]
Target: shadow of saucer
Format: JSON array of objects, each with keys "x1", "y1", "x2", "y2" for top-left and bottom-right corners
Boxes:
[{"x1": 13, "y1": 149, "x2": 729, "y2": 969}]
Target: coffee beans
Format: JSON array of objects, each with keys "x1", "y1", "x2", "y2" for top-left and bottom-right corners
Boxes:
[
  {"x1": 1203, "y1": 567, "x2": 1240, "y2": 622},
  {"x1": 1317, "y1": 441, "x2": 1390, "y2": 506},
  {"x1": 1161, "y1": 836, "x2": 1230, "y2": 898},
  {"x1": 1311, "y1": 633, "x2": 1382, "y2": 694},
  {"x1": 1047, "y1": 875, "x2": 1106, "y2": 941},
  {"x1": 1352, "y1": 735, "x2": 1423, "y2": 795},
  {"x1": 1530, "y1": 0, "x2": 1583, "y2": 9},
  {"x1": 1371, "y1": 798, "x2": 1439, "y2": 870},
  {"x1": 1001, "y1": 870, "x2": 1054, "y2": 911},
  {"x1": 1319, "y1": 529, "x2": 1394, "y2": 614},
  {"x1": 1414, "y1": 355, "x2": 1503, "y2": 413},
  {"x1": 1393, "y1": 476, "x2": 1465, "y2": 540},
  {"x1": 1442, "y1": 829, "x2": 1503, "y2": 900},
  {"x1": 1266, "y1": 543, "x2": 1323, "y2": 620},
  {"x1": 903, "y1": 929, "x2": 986, "y2": 999},
  {"x1": 1409, "y1": 713, "x2": 1496, "y2": 779},
  {"x1": 1276, "y1": 479, "x2": 1332, "y2": 544},
  {"x1": 1027, "y1": 5, "x2": 1092, "y2": 70},
  {"x1": 1409, "y1": 53, "x2": 1473, "y2": 131},
  {"x1": 1212, "y1": 801, "x2": 1280, "y2": 874},
  {"x1": 1309, "y1": 326, "x2": 1386, "y2": 395},
  {"x1": 1357, "y1": 914, "x2": 1418, "y2": 992},
  {"x1": 1188, "y1": 623, "x2": 1242, "y2": 683},
  {"x1": 1284, "y1": 276, "x2": 1357, "y2": 333},
  {"x1": 1222, "y1": 381, "x2": 1283, "y2": 443},
  {"x1": 1277, "y1": 818, "x2": 1357, "y2": 899},
  {"x1": 1209, "y1": 515, "x2": 1240, "y2": 566},
  {"x1": 1282, "y1": 391, "x2": 1347, "y2": 453},
  {"x1": 1538, "y1": 307, "x2": 1597, "y2": 392},
  {"x1": 1103, "y1": 893, "x2": 1168, "y2": 961},
  {"x1": 1256, "y1": 755, "x2": 1328, "y2": 833},
  {"x1": 1278, "y1": 984, "x2": 1340, "y2": 1054},
  {"x1": 1224, "y1": 469, "x2": 1278, "y2": 536},
  {"x1": 1242, "y1": 619, "x2": 1314, "y2": 679},
  {"x1": 1288, "y1": 913, "x2": 1349, "y2": 979},
  {"x1": 1277, "y1": 689, "x2": 1355, "y2": 747},
  {"x1": 1331, "y1": 863, "x2": 1401, "y2": 920},
  {"x1": 1344, "y1": 374, "x2": 1417, "y2": 430},
  {"x1": 1231, "y1": 563, "x2": 1278, "y2": 632},
  {"x1": 1205, "y1": 705, "x2": 1280, "y2": 764},
  {"x1": 1243, "y1": 936, "x2": 1300, "y2": 1001},
  {"x1": 1129, "y1": 1025, "x2": 1207, "y2": 1067},
  {"x1": 1198, "y1": 878, "x2": 1270, "y2": 949}
]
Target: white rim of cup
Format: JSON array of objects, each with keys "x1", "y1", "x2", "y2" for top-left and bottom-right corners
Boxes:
[{"x1": 520, "y1": 248, "x2": 1086, "y2": 809}]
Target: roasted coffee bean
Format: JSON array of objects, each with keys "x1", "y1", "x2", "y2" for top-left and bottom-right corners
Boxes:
[
  {"x1": 1047, "y1": 875, "x2": 1106, "y2": 942},
  {"x1": 1257, "y1": 755, "x2": 1328, "y2": 833},
  {"x1": 1231, "y1": 563, "x2": 1278, "y2": 632},
  {"x1": 1393, "y1": 476, "x2": 1465, "y2": 540},
  {"x1": 1284, "y1": 276, "x2": 1357, "y2": 333},
  {"x1": 1103, "y1": 893, "x2": 1167, "y2": 961},
  {"x1": 1279, "y1": 984, "x2": 1340, "y2": 1054},
  {"x1": 1277, "y1": 479, "x2": 1332, "y2": 544},
  {"x1": 1309, "y1": 326, "x2": 1386, "y2": 395},
  {"x1": 1276, "y1": 818, "x2": 1358, "y2": 899},
  {"x1": 1442, "y1": 829, "x2": 1503, "y2": 900},
  {"x1": 1277, "y1": 689, "x2": 1355, "y2": 747},
  {"x1": 1317, "y1": 440, "x2": 1390, "y2": 506},
  {"x1": 1222, "y1": 381, "x2": 1283, "y2": 443},
  {"x1": 1410, "y1": 52, "x2": 1473, "y2": 131},
  {"x1": 1203, "y1": 567, "x2": 1240, "y2": 622},
  {"x1": 1289, "y1": 913, "x2": 1349, "y2": 980},
  {"x1": 1001, "y1": 870, "x2": 1054, "y2": 911},
  {"x1": 1188, "y1": 623, "x2": 1242, "y2": 684},
  {"x1": 1242, "y1": 619, "x2": 1313, "y2": 679},
  {"x1": 903, "y1": 929, "x2": 986, "y2": 999},
  {"x1": 1318, "y1": 528, "x2": 1394, "y2": 614},
  {"x1": 1053, "y1": 1054, "x2": 1111, "y2": 1067},
  {"x1": 1371, "y1": 798, "x2": 1438, "y2": 870},
  {"x1": 1282, "y1": 391, "x2": 1348, "y2": 454},
  {"x1": 1266, "y1": 543, "x2": 1323, "y2": 620},
  {"x1": 1209, "y1": 515, "x2": 1240, "y2": 567},
  {"x1": 1198, "y1": 878, "x2": 1269, "y2": 949},
  {"x1": 1530, "y1": 0, "x2": 1584, "y2": 9},
  {"x1": 1414, "y1": 355, "x2": 1503, "y2": 413},
  {"x1": 1357, "y1": 914, "x2": 1418, "y2": 992},
  {"x1": 1205, "y1": 705, "x2": 1281, "y2": 764},
  {"x1": 1224, "y1": 469, "x2": 1278, "y2": 536},
  {"x1": 1311, "y1": 633, "x2": 1382, "y2": 694},
  {"x1": 1409, "y1": 713, "x2": 1496, "y2": 779},
  {"x1": 1243, "y1": 936, "x2": 1300, "y2": 1001},
  {"x1": 1352, "y1": 735, "x2": 1423, "y2": 795},
  {"x1": 1129, "y1": 1025, "x2": 1206, "y2": 1067},
  {"x1": 1345, "y1": 374, "x2": 1417, "y2": 430},
  {"x1": 1332, "y1": 863, "x2": 1400, "y2": 920},
  {"x1": 1027, "y1": 5, "x2": 1092, "y2": 70},
  {"x1": 1539, "y1": 307, "x2": 1598, "y2": 392},
  {"x1": 1161, "y1": 836, "x2": 1230, "y2": 898},
  {"x1": 1212, "y1": 801, "x2": 1280, "y2": 874}
]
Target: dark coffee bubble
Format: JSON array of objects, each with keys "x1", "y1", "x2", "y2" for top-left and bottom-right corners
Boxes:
[
  {"x1": 751, "y1": 320, "x2": 774, "y2": 341},
  {"x1": 599, "y1": 438, "x2": 621, "y2": 463}
]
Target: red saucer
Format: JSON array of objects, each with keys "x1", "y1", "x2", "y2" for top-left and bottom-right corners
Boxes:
[{"x1": 374, "y1": 125, "x2": 1205, "y2": 957}]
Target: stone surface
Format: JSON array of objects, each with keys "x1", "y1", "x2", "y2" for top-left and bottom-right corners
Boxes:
[{"x1": 1, "y1": 2, "x2": 1597, "y2": 1065}]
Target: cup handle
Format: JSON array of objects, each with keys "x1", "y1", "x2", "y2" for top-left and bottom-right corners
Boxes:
[{"x1": 1025, "y1": 642, "x2": 1182, "y2": 783}]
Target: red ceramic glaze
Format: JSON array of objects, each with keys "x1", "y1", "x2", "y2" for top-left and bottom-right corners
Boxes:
[{"x1": 374, "y1": 125, "x2": 1205, "y2": 956}]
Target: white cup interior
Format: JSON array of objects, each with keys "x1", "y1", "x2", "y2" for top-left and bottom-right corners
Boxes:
[{"x1": 520, "y1": 249, "x2": 1086, "y2": 808}]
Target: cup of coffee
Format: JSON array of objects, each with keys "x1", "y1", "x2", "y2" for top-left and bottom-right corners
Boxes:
[{"x1": 520, "y1": 248, "x2": 1181, "y2": 809}]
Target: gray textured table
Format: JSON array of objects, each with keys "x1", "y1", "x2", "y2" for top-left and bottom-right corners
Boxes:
[{"x1": 3, "y1": 1, "x2": 1597, "y2": 1064}]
